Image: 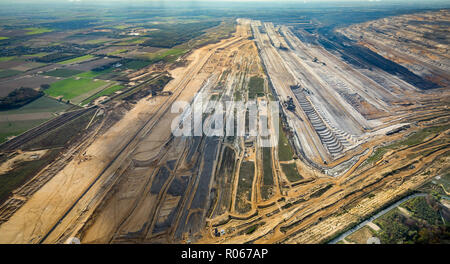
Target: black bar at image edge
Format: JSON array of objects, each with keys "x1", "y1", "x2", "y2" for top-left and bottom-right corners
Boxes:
[{"x1": 0, "y1": 244, "x2": 446, "y2": 263}]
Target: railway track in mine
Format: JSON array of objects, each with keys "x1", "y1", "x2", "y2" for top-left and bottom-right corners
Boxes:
[
  {"x1": 0, "y1": 107, "x2": 94, "y2": 152},
  {"x1": 38, "y1": 39, "x2": 232, "y2": 244},
  {"x1": 0, "y1": 72, "x2": 168, "y2": 154}
]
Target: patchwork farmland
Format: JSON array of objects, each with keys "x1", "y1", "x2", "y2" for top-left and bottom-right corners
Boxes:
[{"x1": 0, "y1": 2, "x2": 448, "y2": 246}]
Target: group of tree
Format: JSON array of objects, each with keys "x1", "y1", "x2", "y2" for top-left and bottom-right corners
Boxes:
[
  {"x1": 0, "y1": 87, "x2": 43, "y2": 110},
  {"x1": 36, "y1": 53, "x2": 79, "y2": 63},
  {"x1": 142, "y1": 21, "x2": 220, "y2": 48},
  {"x1": 377, "y1": 196, "x2": 449, "y2": 244}
]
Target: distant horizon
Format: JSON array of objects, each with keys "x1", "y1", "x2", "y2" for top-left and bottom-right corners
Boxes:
[
  {"x1": 1, "y1": 0, "x2": 449, "y2": 17},
  {"x1": 0, "y1": 0, "x2": 448, "y2": 247},
  {"x1": 1, "y1": 0, "x2": 450, "y2": 3},
  {"x1": 1, "y1": 0, "x2": 450, "y2": 7}
]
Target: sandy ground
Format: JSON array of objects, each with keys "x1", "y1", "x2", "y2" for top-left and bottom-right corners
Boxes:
[
  {"x1": 0, "y1": 150, "x2": 48, "y2": 174},
  {"x1": 1, "y1": 16, "x2": 448, "y2": 245},
  {"x1": 0, "y1": 28, "x2": 246, "y2": 243},
  {"x1": 76, "y1": 24, "x2": 255, "y2": 243},
  {"x1": 193, "y1": 18, "x2": 450, "y2": 244}
]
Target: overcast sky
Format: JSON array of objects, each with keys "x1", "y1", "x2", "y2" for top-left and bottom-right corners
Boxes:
[
  {"x1": 2, "y1": 0, "x2": 448, "y2": 2},
  {"x1": 2, "y1": 0, "x2": 449, "y2": 6}
]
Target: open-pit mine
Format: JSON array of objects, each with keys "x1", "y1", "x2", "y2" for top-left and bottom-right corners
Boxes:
[{"x1": 0, "y1": 9, "x2": 448, "y2": 244}]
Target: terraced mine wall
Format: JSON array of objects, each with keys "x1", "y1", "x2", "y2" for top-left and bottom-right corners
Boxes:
[
  {"x1": 316, "y1": 28, "x2": 440, "y2": 90},
  {"x1": 291, "y1": 87, "x2": 346, "y2": 158}
]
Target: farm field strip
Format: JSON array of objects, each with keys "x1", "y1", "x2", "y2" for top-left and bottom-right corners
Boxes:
[
  {"x1": 0, "y1": 8, "x2": 449, "y2": 245},
  {"x1": 44, "y1": 78, "x2": 110, "y2": 100}
]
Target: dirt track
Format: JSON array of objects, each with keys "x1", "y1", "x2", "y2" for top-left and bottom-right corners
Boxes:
[
  {"x1": 0, "y1": 14, "x2": 448, "y2": 244},
  {"x1": 0, "y1": 24, "x2": 251, "y2": 243}
]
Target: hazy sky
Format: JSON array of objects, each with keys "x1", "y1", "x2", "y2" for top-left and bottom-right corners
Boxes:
[
  {"x1": 59, "y1": 0, "x2": 441, "y2": 1},
  {"x1": 65, "y1": 0, "x2": 446, "y2": 1},
  {"x1": 2, "y1": 0, "x2": 449, "y2": 5}
]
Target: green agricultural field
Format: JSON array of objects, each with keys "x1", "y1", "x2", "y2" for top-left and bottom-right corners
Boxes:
[
  {"x1": 108, "y1": 49, "x2": 128, "y2": 56},
  {"x1": 262, "y1": 147, "x2": 274, "y2": 186},
  {"x1": 281, "y1": 163, "x2": 302, "y2": 182},
  {"x1": 144, "y1": 48, "x2": 188, "y2": 63},
  {"x1": 261, "y1": 147, "x2": 274, "y2": 200},
  {"x1": 81, "y1": 84, "x2": 124, "y2": 104},
  {"x1": 25, "y1": 27, "x2": 53, "y2": 35},
  {"x1": 76, "y1": 71, "x2": 100, "y2": 78},
  {"x1": 238, "y1": 162, "x2": 255, "y2": 196},
  {"x1": 123, "y1": 59, "x2": 152, "y2": 70},
  {"x1": 0, "y1": 119, "x2": 49, "y2": 143},
  {"x1": 58, "y1": 54, "x2": 95, "y2": 65},
  {"x1": 0, "y1": 36, "x2": 9, "y2": 40},
  {"x1": 0, "y1": 96, "x2": 71, "y2": 143},
  {"x1": 75, "y1": 68, "x2": 111, "y2": 78},
  {"x1": 43, "y1": 68, "x2": 83, "y2": 78},
  {"x1": 45, "y1": 78, "x2": 109, "y2": 100},
  {"x1": 235, "y1": 161, "x2": 255, "y2": 213},
  {"x1": 0, "y1": 69, "x2": 21, "y2": 79},
  {"x1": 278, "y1": 121, "x2": 295, "y2": 161},
  {"x1": 248, "y1": 76, "x2": 265, "y2": 99},
  {"x1": 0, "y1": 96, "x2": 70, "y2": 115},
  {"x1": 0, "y1": 56, "x2": 17, "y2": 62}
]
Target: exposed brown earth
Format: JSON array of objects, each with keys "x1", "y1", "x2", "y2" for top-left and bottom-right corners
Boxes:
[{"x1": 0, "y1": 12, "x2": 448, "y2": 244}]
